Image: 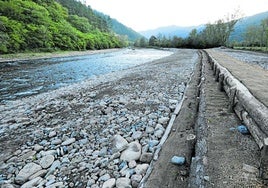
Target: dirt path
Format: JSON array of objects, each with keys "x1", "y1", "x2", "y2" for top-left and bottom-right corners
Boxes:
[
  {"x1": 144, "y1": 50, "x2": 265, "y2": 187},
  {"x1": 200, "y1": 51, "x2": 262, "y2": 187},
  {"x1": 206, "y1": 49, "x2": 268, "y2": 107}
]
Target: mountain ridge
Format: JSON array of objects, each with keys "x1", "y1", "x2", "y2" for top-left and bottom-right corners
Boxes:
[
  {"x1": 139, "y1": 25, "x2": 204, "y2": 38},
  {"x1": 139, "y1": 10, "x2": 268, "y2": 41}
]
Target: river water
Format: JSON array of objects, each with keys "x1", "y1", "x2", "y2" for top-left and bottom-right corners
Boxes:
[{"x1": 0, "y1": 48, "x2": 173, "y2": 102}]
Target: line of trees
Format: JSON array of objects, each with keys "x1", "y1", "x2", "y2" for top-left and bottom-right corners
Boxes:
[
  {"x1": 0, "y1": 0, "x2": 128, "y2": 54},
  {"x1": 241, "y1": 18, "x2": 268, "y2": 48},
  {"x1": 135, "y1": 12, "x2": 241, "y2": 49}
]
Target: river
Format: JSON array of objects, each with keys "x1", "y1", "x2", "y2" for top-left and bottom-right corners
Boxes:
[{"x1": 0, "y1": 48, "x2": 173, "y2": 102}]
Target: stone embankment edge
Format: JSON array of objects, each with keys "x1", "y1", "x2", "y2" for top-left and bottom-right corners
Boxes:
[
  {"x1": 138, "y1": 63, "x2": 196, "y2": 188},
  {"x1": 204, "y1": 49, "x2": 268, "y2": 184},
  {"x1": 188, "y1": 50, "x2": 207, "y2": 188}
]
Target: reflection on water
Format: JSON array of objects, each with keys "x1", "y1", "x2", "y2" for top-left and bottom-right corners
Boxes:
[{"x1": 0, "y1": 49, "x2": 173, "y2": 102}]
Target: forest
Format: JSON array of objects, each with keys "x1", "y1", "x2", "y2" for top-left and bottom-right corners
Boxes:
[{"x1": 0, "y1": 0, "x2": 129, "y2": 54}]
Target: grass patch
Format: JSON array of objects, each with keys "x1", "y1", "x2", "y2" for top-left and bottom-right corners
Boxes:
[
  {"x1": 233, "y1": 46, "x2": 268, "y2": 53},
  {"x1": 0, "y1": 50, "x2": 72, "y2": 60}
]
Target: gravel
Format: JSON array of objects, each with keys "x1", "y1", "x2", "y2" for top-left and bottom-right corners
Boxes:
[{"x1": 0, "y1": 49, "x2": 198, "y2": 188}]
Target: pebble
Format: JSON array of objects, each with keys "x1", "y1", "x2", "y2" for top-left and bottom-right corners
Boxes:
[
  {"x1": 131, "y1": 174, "x2": 142, "y2": 188},
  {"x1": 171, "y1": 156, "x2": 185, "y2": 165},
  {"x1": 39, "y1": 155, "x2": 54, "y2": 169},
  {"x1": 140, "y1": 152, "x2": 153, "y2": 163},
  {"x1": 135, "y1": 164, "x2": 149, "y2": 175},
  {"x1": 61, "y1": 138, "x2": 76, "y2": 146},
  {"x1": 112, "y1": 135, "x2": 128, "y2": 153},
  {"x1": 116, "y1": 177, "x2": 131, "y2": 188},
  {"x1": 102, "y1": 178, "x2": 116, "y2": 188}
]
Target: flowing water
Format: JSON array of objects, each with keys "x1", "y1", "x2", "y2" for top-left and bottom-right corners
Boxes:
[{"x1": 0, "y1": 48, "x2": 173, "y2": 102}]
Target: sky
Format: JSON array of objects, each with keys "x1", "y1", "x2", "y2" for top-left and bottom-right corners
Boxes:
[{"x1": 86, "y1": 0, "x2": 268, "y2": 31}]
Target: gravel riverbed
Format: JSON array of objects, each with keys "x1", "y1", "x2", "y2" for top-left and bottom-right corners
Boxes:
[
  {"x1": 0, "y1": 49, "x2": 198, "y2": 188},
  {"x1": 216, "y1": 48, "x2": 268, "y2": 70}
]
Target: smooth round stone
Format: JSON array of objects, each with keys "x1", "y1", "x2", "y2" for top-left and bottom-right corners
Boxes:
[
  {"x1": 61, "y1": 138, "x2": 76, "y2": 146},
  {"x1": 39, "y1": 155, "x2": 55, "y2": 169},
  {"x1": 102, "y1": 178, "x2": 116, "y2": 188}
]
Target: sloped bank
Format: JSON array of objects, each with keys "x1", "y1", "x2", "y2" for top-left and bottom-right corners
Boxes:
[{"x1": 205, "y1": 49, "x2": 268, "y2": 184}]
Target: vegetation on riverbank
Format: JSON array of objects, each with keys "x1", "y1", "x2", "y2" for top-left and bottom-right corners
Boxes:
[
  {"x1": 0, "y1": 0, "x2": 129, "y2": 54},
  {"x1": 233, "y1": 46, "x2": 268, "y2": 53},
  {"x1": 232, "y1": 17, "x2": 268, "y2": 50},
  {"x1": 134, "y1": 11, "x2": 268, "y2": 51},
  {"x1": 134, "y1": 12, "x2": 240, "y2": 49}
]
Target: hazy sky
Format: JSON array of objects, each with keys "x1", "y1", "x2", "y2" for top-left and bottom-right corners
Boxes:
[{"x1": 87, "y1": 0, "x2": 268, "y2": 31}]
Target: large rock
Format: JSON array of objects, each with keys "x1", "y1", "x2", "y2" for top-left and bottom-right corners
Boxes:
[
  {"x1": 15, "y1": 163, "x2": 42, "y2": 184},
  {"x1": 116, "y1": 177, "x2": 131, "y2": 188},
  {"x1": 111, "y1": 135, "x2": 128, "y2": 153},
  {"x1": 120, "y1": 141, "x2": 141, "y2": 162}
]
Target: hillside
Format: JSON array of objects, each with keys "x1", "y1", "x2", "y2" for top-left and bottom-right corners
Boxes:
[
  {"x1": 93, "y1": 11, "x2": 143, "y2": 42},
  {"x1": 0, "y1": 0, "x2": 140, "y2": 54},
  {"x1": 229, "y1": 11, "x2": 268, "y2": 42},
  {"x1": 140, "y1": 11, "x2": 268, "y2": 42}
]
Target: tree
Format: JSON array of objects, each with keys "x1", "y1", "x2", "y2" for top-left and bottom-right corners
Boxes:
[
  {"x1": 0, "y1": 0, "x2": 126, "y2": 53},
  {"x1": 244, "y1": 25, "x2": 262, "y2": 46},
  {"x1": 261, "y1": 18, "x2": 268, "y2": 49},
  {"x1": 68, "y1": 15, "x2": 93, "y2": 33},
  {"x1": 149, "y1": 35, "x2": 158, "y2": 46}
]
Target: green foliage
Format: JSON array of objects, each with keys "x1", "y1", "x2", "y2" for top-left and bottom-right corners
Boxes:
[
  {"x1": 0, "y1": 0, "x2": 127, "y2": 54},
  {"x1": 238, "y1": 17, "x2": 268, "y2": 49},
  {"x1": 139, "y1": 14, "x2": 240, "y2": 49},
  {"x1": 134, "y1": 37, "x2": 148, "y2": 47},
  {"x1": 68, "y1": 15, "x2": 93, "y2": 33},
  {"x1": 56, "y1": 0, "x2": 109, "y2": 32},
  {"x1": 94, "y1": 10, "x2": 143, "y2": 42}
]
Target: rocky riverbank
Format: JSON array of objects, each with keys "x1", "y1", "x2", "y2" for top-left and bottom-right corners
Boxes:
[
  {"x1": 0, "y1": 49, "x2": 120, "y2": 63},
  {"x1": 0, "y1": 49, "x2": 198, "y2": 187}
]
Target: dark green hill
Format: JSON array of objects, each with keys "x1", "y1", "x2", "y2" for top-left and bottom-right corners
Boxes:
[
  {"x1": 0, "y1": 0, "x2": 130, "y2": 54},
  {"x1": 57, "y1": 0, "x2": 142, "y2": 42},
  {"x1": 229, "y1": 11, "x2": 268, "y2": 42},
  {"x1": 93, "y1": 11, "x2": 143, "y2": 42}
]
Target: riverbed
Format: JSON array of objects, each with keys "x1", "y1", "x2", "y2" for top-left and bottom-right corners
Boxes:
[
  {"x1": 0, "y1": 49, "x2": 198, "y2": 187},
  {"x1": 0, "y1": 48, "x2": 173, "y2": 102}
]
